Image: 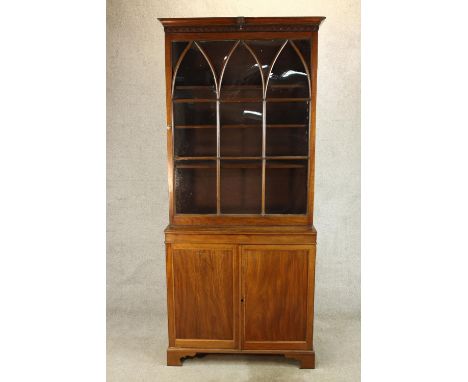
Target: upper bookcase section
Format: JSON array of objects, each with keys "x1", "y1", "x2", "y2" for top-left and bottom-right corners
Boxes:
[{"x1": 158, "y1": 17, "x2": 326, "y2": 34}]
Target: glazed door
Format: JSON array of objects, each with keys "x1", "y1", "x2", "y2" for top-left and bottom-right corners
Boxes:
[
  {"x1": 171, "y1": 39, "x2": 311, "y2": 223},
  {"x1": 241, "y1": 245, "x2": 315, "y2": 350},
  {"x1": 168, "y1": 244, "x2": 239, "y2": 349}
]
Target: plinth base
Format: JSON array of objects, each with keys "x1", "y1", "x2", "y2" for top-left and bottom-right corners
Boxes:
[{"x1": 167, "y1": 347, "x2": 316, "y2": 369}]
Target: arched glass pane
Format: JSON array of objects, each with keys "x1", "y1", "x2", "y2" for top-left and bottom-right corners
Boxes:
[
  {"x1": 173, "y1": 43, "x2": 216, "y2": 99},
  {"x1": 197, "y1": 40, "x2": 236, "y2": 79},
  {"x1": 247, "y1": 40, "x2": 285, "y2": 80},
  {"x1": 294, "y1": 39, "x2": 311, "y2": 69},
  {"x1": 220, "y1": 44, "x2": 263, "y2": 99},
  {"x1": 266, "y1": 41, "x2": 310, "y2": 98},
  {"x1": 172, "y1": 41, "x2": 190, "y2": 72}
]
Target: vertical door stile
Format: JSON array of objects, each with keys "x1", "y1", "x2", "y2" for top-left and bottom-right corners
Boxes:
[
  {"x1": 260, "y1": 43, "x2": 267, "y2": 215},
  {"x1": 261, "y1": 99, "x2": 266, "y2": 215},
  {"x1": 309, "y1": 32, "x2": 318, "y2": 224},
  {"x1": 216, "y1": 99, "x2": 221, "y2": 214},
  {"x1": 213, "y1": 44, "x2": 221, "y2": 216},
  {"x1": 215, "y1": 44, "x2": 221, "y2": 215},
  {"x1": 262, "y1": 51, "x2": 269, "y2": 217},
  {"x1": 290, "y1": 39, "x2": 313, "y2": 221}
]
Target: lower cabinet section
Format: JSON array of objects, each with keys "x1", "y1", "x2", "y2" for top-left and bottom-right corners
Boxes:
[{"x1": 165, "y1": 239, "x2": 316, "y2": 369}]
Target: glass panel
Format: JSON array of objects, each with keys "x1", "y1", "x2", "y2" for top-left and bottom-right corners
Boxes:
[
  {"x1": 220, "y1": 102, "x2": 262, "y2": 157},
  {"x1": 266, "y1": 41, "x2": 310, "y2": 98},
  {"x1": 172, "y1": 41, "x2": 190, "y2": 72},
  {"x1": 265, "y1": 160, "x2": 308, "y2": 214},
  {"x1": 247, "y1": 40, "x2": 285, "y2": 79},
  {"x1": 266, "y1": 102, "x2": 309, "y2": 156},
  {"x1": 175, "y1": 160, "x2": 216, "y2": 214},
  {"x1": 220, "y1": 43, "x2": 263, "y2": 99},
  {"x1": 171, "y1": 39, "x2": 311, "y2": 217},
  {"x1": 197, "y1": 41, "x2": 236, "y2": 79},
  {"x1": 221, "y1": 160, "x2": 262, "y2": 214},
  {"x1": 173, "y1": 102, "x2": 216, "y2": 157},
  {"x1": 173, "y1": 43, "x2": 216, "y2": 99},
  {"x1": 294, "y1": 39, "x2": 311, "y2": 69}
]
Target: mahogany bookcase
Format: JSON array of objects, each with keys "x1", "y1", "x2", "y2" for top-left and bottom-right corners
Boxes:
[{"x1": 158, "y1": 16, "x2": 325, "y2": 369}]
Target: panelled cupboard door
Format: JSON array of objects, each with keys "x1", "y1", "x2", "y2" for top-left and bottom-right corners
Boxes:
[
  {"x1": 168, "y1": 244, "x2": 239, "y2": 349},
  {"x1": 241, "y1": 245, "x2": 315, "y2": 350}
]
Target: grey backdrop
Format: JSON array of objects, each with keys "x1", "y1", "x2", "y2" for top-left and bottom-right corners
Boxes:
[{"x1": 107, "y1": 1, "x2": 360, "y2": 380}]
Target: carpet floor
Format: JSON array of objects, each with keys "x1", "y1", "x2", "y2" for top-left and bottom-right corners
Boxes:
[{"x1": 107, "y1": 311, "x2": 360, "y2": 382}]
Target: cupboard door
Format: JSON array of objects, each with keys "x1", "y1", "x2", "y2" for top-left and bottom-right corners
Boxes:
[
  {"x1": 241, "y1": 245, "x2": 315, "y2": 350},
  {"x1": 168, "y1": 244, "x2": 239, "y2": 349}
]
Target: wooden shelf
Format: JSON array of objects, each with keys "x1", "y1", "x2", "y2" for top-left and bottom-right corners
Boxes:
[
  {"x1": 266, "y1": 124, "x2": 307, "y2": 128},
  {"x1": 175, "y1": 156, "x2": 308, "y2": 161},
  {"x1": 173, "y1": 98, "x2": 310, "y2": 103},
  {"x1": 176, "y1": 163, "x2": 306, "y2": 169},
  {"x1": 266, "y1": 98, "x2": 310, "y2": 103},
  {"x1": 175, "y1": 124, "x2": 307, "y2": 129},
  {"x1": 266, "y1": 156, "x2": 309, "y2": 160},
  {"x1": 176, "y1": 164, "x2": 216, "y2": 169},
  {"x1": 175, "y1": 156, "x2": 217, "y2": 161},
  {"x1": 175, "y1": 156, "x2": 308, "y2": 169},
  {"x1": 175, "y1": 84, "x2": 307, "y2": 90},
  {"x1": 174, "y1": 124, "x2": 216, "y2": 129},
  {"x1": 175, "y1": 124, "x2": 260, "y2": 129},
  {"x1": 266, "y1": 164, "x2": 306, "y2": 169},
  {"x1": 173, "y1": 98, "x2": 216, "y2": 103}
]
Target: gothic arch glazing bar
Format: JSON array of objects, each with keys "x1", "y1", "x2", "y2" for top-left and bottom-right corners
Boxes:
[
  {"x1": 289, "y1": 40, "x2": 312, "y2": 97},
  {"x1": 171, "y1": 41, "x2": 193, "y2": 96},
  {"x1": 242, "y1": 41, "x2": 265, "y2": 96},
  {"x1": 218, "y1": 40, "x2": 241, "y2": 95},
  {"x1": 193, "y1": 41, "x2": 219, "y2": 97},
  {"x1": 265, "y1": 40, "x2": 311, "y2": 99},
  {"x1": 264, "y1": 40, "x2": 288, "y2": 99}
]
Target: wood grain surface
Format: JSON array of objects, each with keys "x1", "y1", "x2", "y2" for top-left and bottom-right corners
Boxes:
[
  {"x1": 242, "y1": 245, "x2": 310, "y2": 350},
  {"x1": 172, "y1": 244, "x2": 238, "y2": 349}
]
